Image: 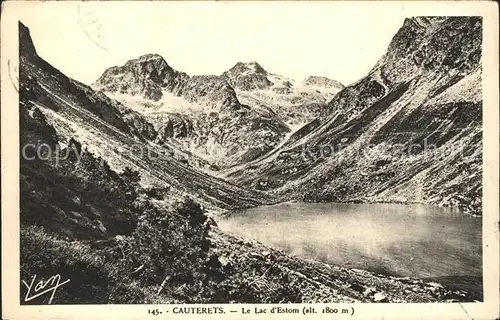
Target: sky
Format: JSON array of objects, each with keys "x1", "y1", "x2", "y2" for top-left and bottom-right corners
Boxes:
[{"x1": 16, "y1": 1, "x2": 410, "y2": 86}]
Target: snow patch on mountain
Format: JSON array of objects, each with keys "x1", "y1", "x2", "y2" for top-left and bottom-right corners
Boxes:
[{"x1": 106, "y1": 90, "x2": 207, "y2": 115}]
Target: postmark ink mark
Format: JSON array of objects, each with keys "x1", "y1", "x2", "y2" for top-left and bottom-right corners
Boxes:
[
  {"x1": 77, "y1": 3, "x2": 108, "y2": 51},
  {"x1": 7, "y1": 59, "x2": 19, "y2": 93}
]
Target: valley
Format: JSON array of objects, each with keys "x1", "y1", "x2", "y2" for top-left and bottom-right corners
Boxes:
[{"x1": 18, "y1": 15, "x2": 483, "y2": 304}]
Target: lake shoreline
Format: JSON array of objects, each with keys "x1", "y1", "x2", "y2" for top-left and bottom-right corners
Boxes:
[
  {"x1": 217, "y1": 199, "x2": 482, "y2": 218},
  {"x1": 216, "y1": 202, "x2": 482, "y2": 298}
]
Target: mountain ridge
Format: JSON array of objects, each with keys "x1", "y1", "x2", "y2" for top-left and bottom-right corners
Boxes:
[{"x1": 92, "y1": 55, "x2": 344, "y2": 168}]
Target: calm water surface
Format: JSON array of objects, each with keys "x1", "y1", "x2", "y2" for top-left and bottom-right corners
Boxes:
[{"x1": 217, "y1": 203, "x2": 482, "y2": 282}]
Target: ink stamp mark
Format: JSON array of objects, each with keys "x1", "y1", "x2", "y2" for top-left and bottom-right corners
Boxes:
[
  {"x1": 77, "y1": 3, "x2": 108, "y2": 51},
  {"x1": 7, "y1": 59, "x2": 19, "y2": 93}
]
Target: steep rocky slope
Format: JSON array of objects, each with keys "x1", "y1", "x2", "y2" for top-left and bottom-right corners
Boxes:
[
  {"x1": 227, "y1": 17, "x2": 483, "y2": 215},
  {"x1": 92, "y1": 59, "x2": 343, "y2": 168}
]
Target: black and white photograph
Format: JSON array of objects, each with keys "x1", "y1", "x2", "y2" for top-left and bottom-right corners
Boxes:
[{"x1": 1, "y1": 1, "x2": 499, "y2": 319}]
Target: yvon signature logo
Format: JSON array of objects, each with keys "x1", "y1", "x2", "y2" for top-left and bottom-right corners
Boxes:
[{"x1": 22, "y1": 274, "x2": 70, "y2": 304}]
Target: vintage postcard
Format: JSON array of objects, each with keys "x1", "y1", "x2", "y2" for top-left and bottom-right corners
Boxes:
[{"x1": 1, "y1": 1, "x2": 499, "y2": 319}]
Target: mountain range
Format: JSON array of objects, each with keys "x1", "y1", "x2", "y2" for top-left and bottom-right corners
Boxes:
[
  {"x1": 18, "y1": 16, "x2": 482, "y2": 304},
  {"x1": 91, "y1": 56, "x2": 343, "y2": 168}
]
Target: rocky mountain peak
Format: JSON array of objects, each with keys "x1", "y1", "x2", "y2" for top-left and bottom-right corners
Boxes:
[
  {"x1": 222, "y1": 61, "x2": 271, "y2": 91},
  {"x1": 406, "y1": 16, "x2": 448, "y2": 29},
  {"x1": 122, "y1": 53, "x2": 178, "y2": 84},
  {"x1": 131, "y1": 53, "x2": 165, "y2": 62},
  {"x1": 19, "y1": 21, "x2": 38, "y2": 59},
  {"x1": 228, "y1": 61, "x2": 268, "y2": 76},
  {"x1": 381, "y1": 16, "x2": 481, "y2": 85},
  {"x1": 92, "y1": 53, "x2": 188, "y2": 101}
]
